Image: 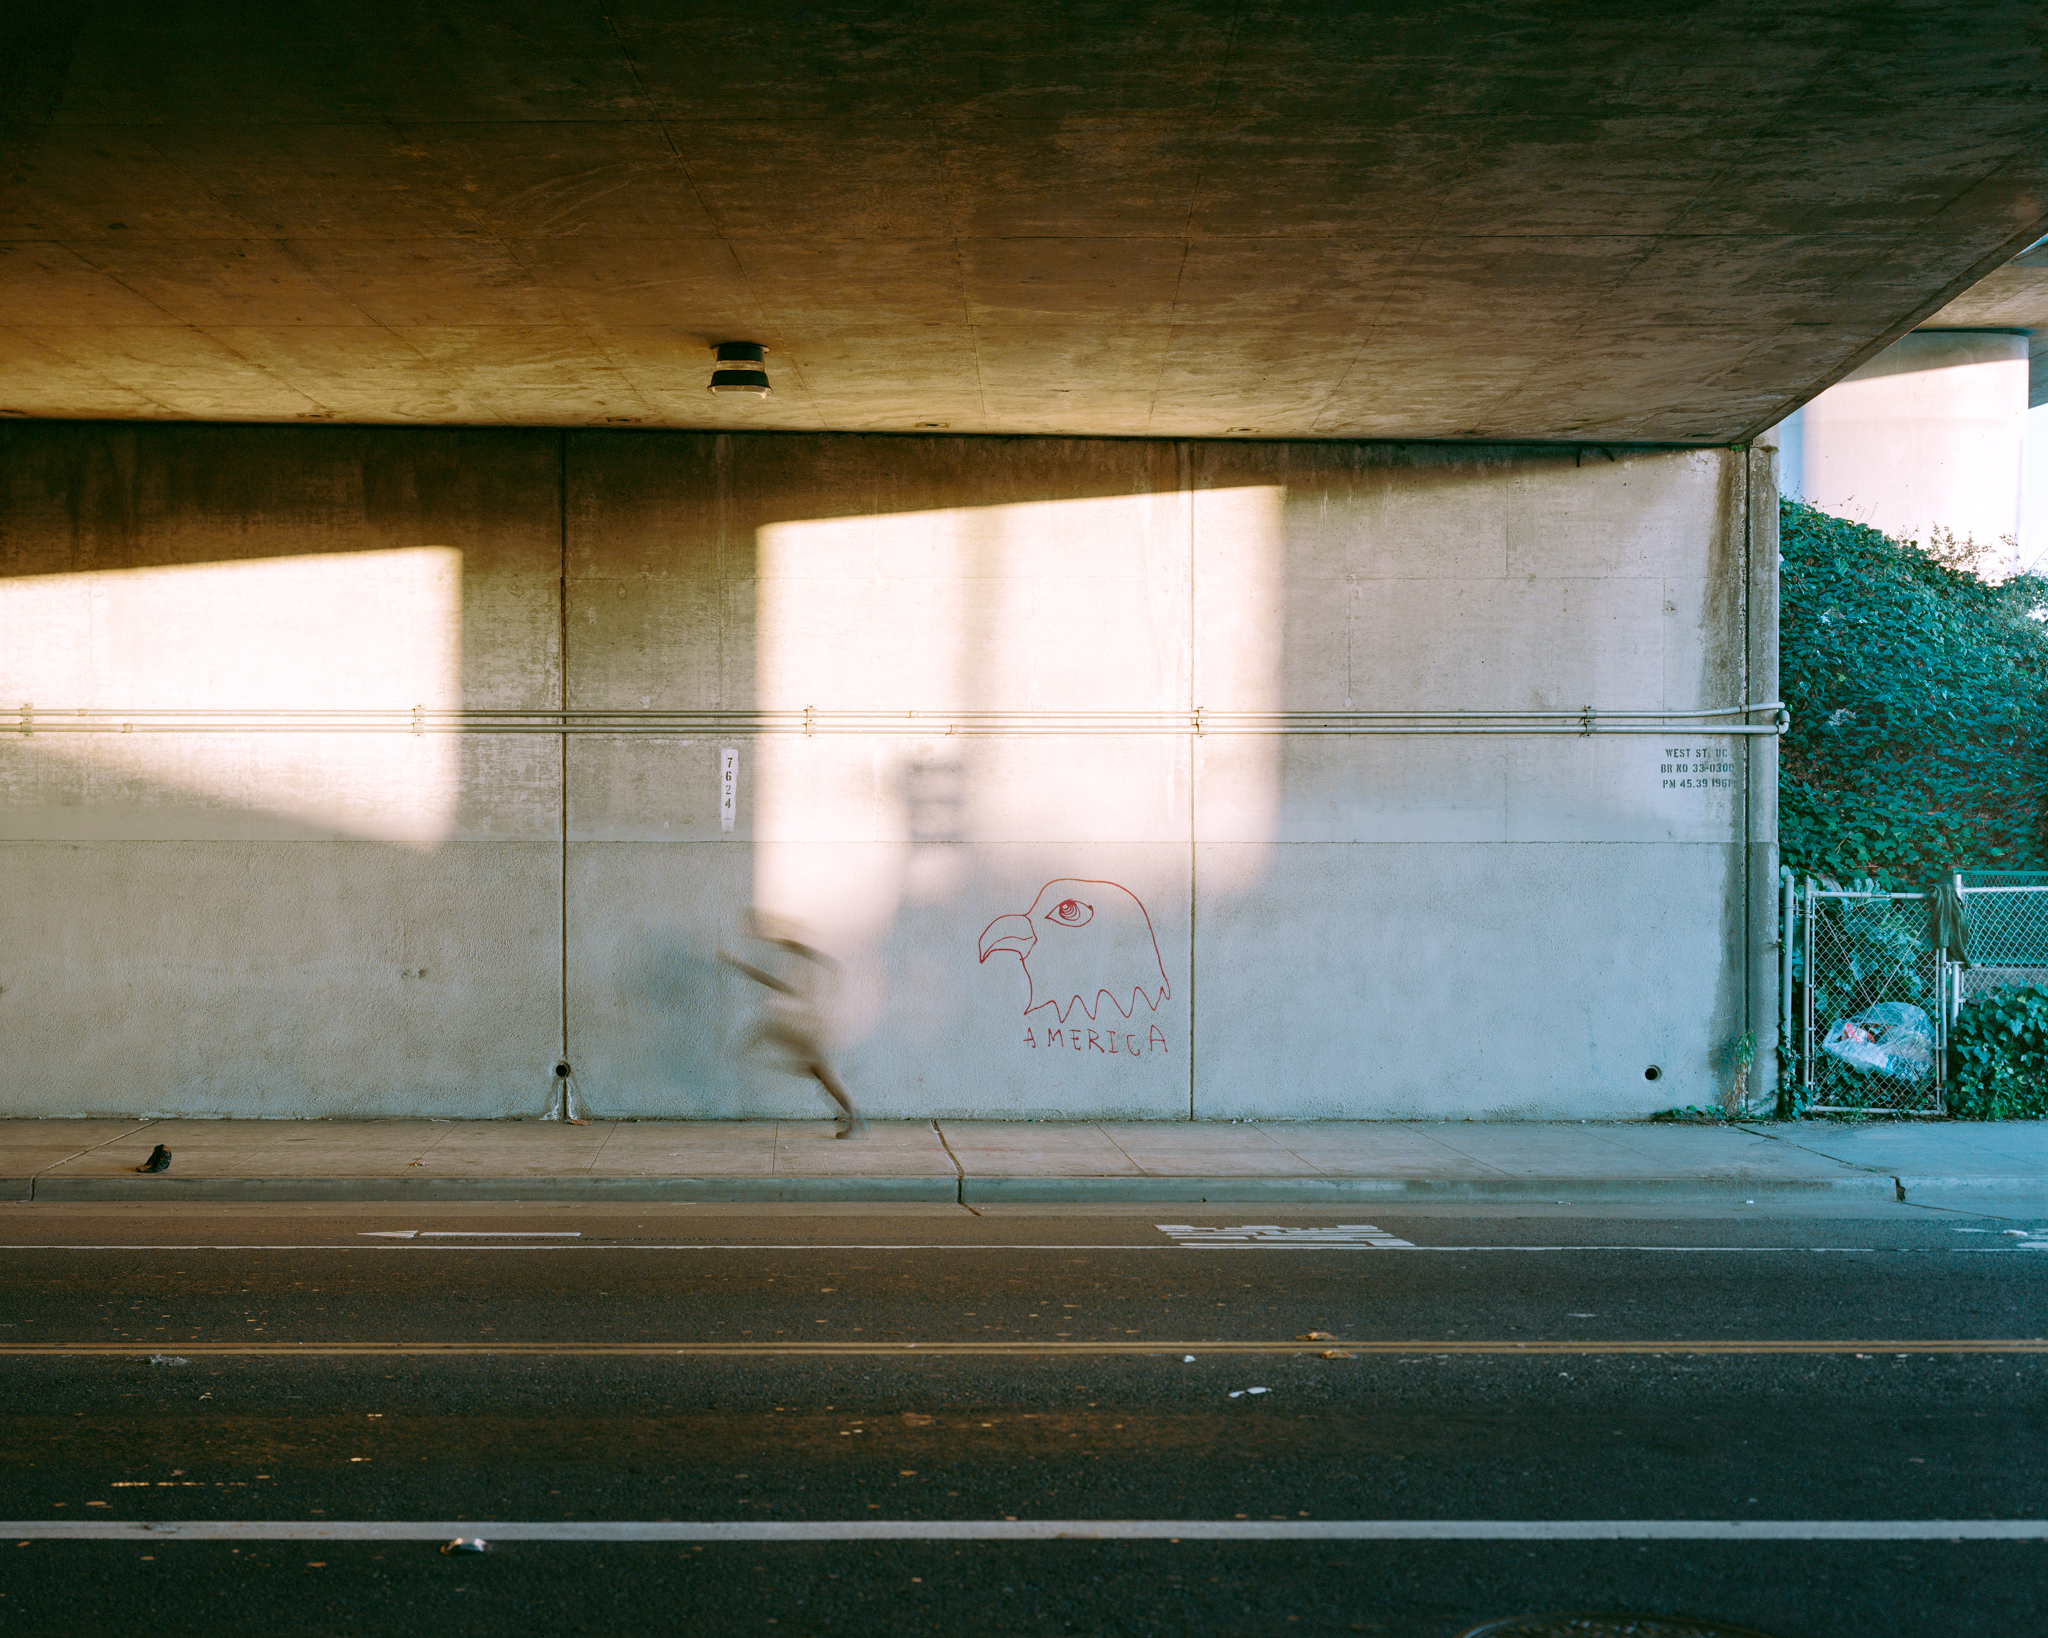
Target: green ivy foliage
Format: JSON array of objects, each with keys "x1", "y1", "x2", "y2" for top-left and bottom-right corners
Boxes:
[
  {"x1": 1946, "y1": 986, "x2": 2048, "y2": 1120},
  {"x1": 1778, "y1": 499, "x2": 2048, "y2": 884}
]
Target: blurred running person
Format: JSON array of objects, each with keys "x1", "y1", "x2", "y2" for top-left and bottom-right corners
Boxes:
[{"x1": 720, "y1": 915, "x2": 867, "y2": 1138}]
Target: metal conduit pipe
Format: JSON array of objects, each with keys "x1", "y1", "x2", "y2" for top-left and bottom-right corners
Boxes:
[{"x1": 13, "y1": 705, "x2": 1789, "y2": 737}]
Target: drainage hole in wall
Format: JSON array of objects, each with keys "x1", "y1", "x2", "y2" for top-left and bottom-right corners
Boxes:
[{"x1": 1643, "y1": 1065, "x2": 1662, "y2": 1081}]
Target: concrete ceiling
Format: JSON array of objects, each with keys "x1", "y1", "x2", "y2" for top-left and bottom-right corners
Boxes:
[
  {"x1": 1925, "y1": 239, "x2": 2048, "y2": 405},
  {"x1": 4, "y1": 1, "x2": 2047, "y2": 443}
]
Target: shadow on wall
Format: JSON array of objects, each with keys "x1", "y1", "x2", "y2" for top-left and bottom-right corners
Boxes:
[
  {"x1": 0, "y1": 425, "x2": 1751, "y2": 1119},
  {"x1": 563, "y1": 436, "x2": 1287, "y2": 1120},
  {"x1": 583, "y1": 434, "x2": 1749, "y2": 1121},
  {"x1": 0, "y1": 423, "x2": 565, "y2": 1116},
  {"x1": 611, "y1": 931, "x2": 745, "y2": 1115}
]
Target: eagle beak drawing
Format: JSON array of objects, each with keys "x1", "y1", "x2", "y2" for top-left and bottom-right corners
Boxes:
[{"x1": 978, "y1": 914, "x2": 1037, "y2": 963}]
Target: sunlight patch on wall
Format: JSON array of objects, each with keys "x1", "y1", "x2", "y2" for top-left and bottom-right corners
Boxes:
[
  {"x1": 1192, "y1": 482, "x2": 1285, "y2": 890},
  {"x1": 750, "y1": 487, "x2": 1283, "y2": 1027},
  {"x1": 0, "y1": 547, "x2": 463, "y2": 843}
]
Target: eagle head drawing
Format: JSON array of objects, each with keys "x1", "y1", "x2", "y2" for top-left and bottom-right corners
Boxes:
[{"x1": 976, "y1": 878, "x2": 1170, "y2": 1023}]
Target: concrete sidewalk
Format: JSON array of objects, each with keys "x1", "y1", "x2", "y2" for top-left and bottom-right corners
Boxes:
[{"x1": 3, "y1": 1117, "x2": 2045, "y2": 1207}]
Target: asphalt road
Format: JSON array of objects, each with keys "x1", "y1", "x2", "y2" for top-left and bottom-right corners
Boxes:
[{"x1": 1, "y1": 1201, "x2": 2043, "y2": 1638}]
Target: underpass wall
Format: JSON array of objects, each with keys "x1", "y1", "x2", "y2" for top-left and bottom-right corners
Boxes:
[{"x1": 0, "y1": 425, "x2": 1771, "y2": 1119}]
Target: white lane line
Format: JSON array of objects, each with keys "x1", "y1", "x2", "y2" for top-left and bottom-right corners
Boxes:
[
  {"x1": 5, "y1": 1519, "x2": 2044, "y2": 1543},
  {"x1": 0, "y1": 1244, "x2": 2021, "y2": 1254}
]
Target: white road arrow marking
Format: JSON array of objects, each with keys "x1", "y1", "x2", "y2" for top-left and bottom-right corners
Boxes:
[{"x1": 1157, "y1": 1224, "x2": 1417, "y2": 1248}]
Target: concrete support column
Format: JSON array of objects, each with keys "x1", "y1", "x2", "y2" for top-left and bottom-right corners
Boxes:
[
  {"x1": 1746, "y1": 432, "x2": 1782, "y2": 1109},
  {"x1": 1780, "y1": 329, "x2": 2027, "y2": 550}
]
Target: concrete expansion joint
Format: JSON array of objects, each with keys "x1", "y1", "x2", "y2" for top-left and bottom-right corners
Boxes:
[{"x1": 931, "y1": 1121, "x2": 967, "y2": 1190}]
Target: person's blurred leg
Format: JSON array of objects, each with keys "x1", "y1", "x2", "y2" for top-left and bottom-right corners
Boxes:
[{"x1": 809, "y1": 1062, "x2": 866, "y2": 1137}]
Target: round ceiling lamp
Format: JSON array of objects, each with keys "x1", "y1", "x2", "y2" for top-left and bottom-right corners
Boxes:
[{"x1": 709, "y1": 341, "x2": 770, "y2": 397}]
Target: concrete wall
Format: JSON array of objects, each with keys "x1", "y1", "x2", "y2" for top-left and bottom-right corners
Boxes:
[
  {"x1": 0, "y1": 425, "x2": 1774, "y2": 1119},
  {"x1": 1779, "y1": 329, "x2": 2029, "y2": 555}
]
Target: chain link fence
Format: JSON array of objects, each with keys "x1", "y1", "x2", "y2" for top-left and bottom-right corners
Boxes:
[{"x1": 1954, "y1": 873, "x2": 2048, "y2": 1006}]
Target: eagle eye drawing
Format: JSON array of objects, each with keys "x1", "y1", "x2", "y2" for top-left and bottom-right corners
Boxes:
[{"x1": 978, "y1": 878, "x2": 1169, "y2": 1023}]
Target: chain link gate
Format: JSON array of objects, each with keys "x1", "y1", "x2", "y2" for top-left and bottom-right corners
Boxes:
[
  {"x1": 1799, "y1": 881, "x2": 1947, "y2": 1114},
  {"x1": 1781, "y1": 872, "x2": 2048, "y2": 1114}
]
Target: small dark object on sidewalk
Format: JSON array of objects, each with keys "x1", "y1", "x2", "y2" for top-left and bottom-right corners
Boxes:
[{"x1": 134, "y1": 1145, "x2": 172, "y2": 1174}]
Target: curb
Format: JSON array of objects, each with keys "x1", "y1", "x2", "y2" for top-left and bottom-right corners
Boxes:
[
  {"x1": 10, "y1": 1171, "x2": 1930, "y2": 1206},
  {"x1": 956, "y1": 1174, "x2": 1903, "y2": 1205},
  {"x1": 1895, "y1": 1175, "x2": 2048, "y2": 1202}
]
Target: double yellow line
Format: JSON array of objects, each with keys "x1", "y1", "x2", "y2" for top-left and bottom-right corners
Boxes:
[{"x1": 2, "y1": 1338, "x2": 2042, "y2": 1358}]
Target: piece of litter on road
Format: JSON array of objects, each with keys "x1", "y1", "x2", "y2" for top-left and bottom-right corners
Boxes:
[
  {"x1": 147, "y1": 1355, "x2": 188, "y2": 1366},
  {"x1": 1227, "y1": 1387, "x2": 1271, "y2": 1398},
  {"x1": 1297, "y1": 1331, "x2": 1335, "y2": 1341},
  {"x1": 441, "y1": 1538, "x2": 489, "y2": 1554},
  {"x1": 1183, "y1": 1355, "x2": 1196, "y2": 1363},
  {"x1": 1320, "y1": 1350, "x2": 1357, "y2": 1360}
]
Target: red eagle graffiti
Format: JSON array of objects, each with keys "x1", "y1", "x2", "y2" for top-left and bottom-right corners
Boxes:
[{"x1": 977, "y1": 879, "x2": 1170, "y2": 1023}]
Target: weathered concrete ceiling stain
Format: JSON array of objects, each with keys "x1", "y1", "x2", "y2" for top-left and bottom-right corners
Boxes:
[{"x1": 2, "y1": 1, "x2": 2046, "y2": 440}]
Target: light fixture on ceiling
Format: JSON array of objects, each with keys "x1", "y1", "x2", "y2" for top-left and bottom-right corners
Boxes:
[{"x1": 709, "y1": 341, "x2": 771, "y2": 397}]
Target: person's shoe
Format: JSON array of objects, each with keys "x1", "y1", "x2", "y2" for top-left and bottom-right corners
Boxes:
[{"x1": 134, "y1": 1144, "x2": 172, "y2": 1174}]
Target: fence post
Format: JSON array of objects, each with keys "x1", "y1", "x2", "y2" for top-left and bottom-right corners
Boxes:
[
  {"x1": 1780, "y1": 865, "x2": 1796, "y2": 1101},
  {"x1": 1950, "y1": 870, "x2": 1966, "y2": 1029},
  {"x1": 1935, "y1": 958, "x2": 1948, "y2": 1105},
  {"x1": 1801, "y1": 876, "x2": 1815, "y2": 1103}
]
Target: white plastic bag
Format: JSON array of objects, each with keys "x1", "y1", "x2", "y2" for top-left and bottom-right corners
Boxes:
[{"x1": 1821, "y1": 1001, "x2": 1933, "y2": 1082}]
